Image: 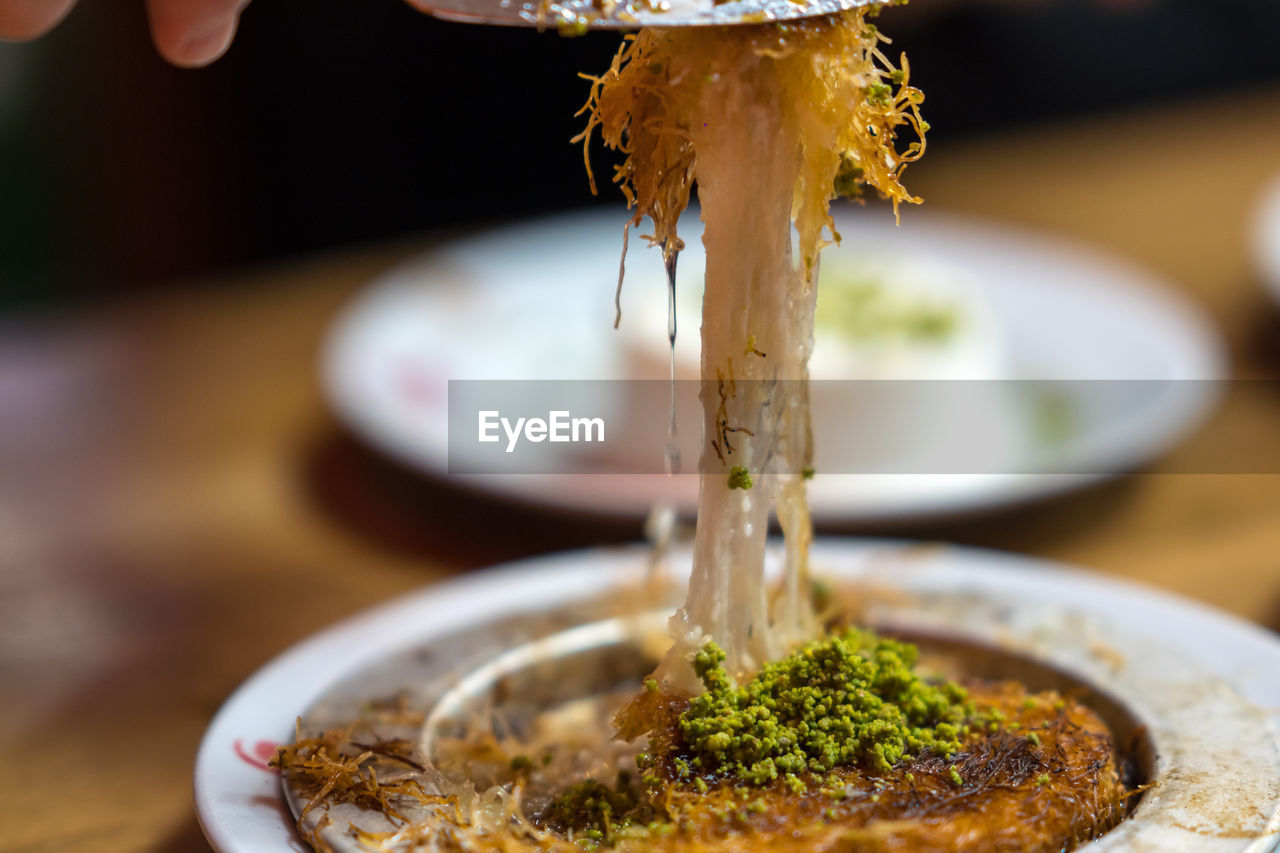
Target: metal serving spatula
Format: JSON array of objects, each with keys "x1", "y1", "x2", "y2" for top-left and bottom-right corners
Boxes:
[{"x1": 409, "y1": 0, "x2": 881, "y2": 30}]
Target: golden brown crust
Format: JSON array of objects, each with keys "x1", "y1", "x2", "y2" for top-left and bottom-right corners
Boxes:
[
  {"x1": 625, "y1": 683, "x2": 1126, "y2": 853},
  {"x1": 278, "y1": 682, "x2": 1127, "y2": 852}
]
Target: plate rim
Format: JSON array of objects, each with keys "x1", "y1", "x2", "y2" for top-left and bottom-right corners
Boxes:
[{"x1": 1254, "y1": 171, "x2": 1280, "y2": 307}]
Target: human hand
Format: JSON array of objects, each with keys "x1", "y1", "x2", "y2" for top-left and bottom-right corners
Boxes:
[
  {"x1": 0, "y1": 0, "x2": 252, "y2": 68},
  {"x1": 1, "y1": 0, "x2": 1158, "y2": 68}
]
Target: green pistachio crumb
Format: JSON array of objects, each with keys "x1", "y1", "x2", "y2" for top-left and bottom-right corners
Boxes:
[
  {"x1": 727, "y1": 465, "x2": 753, "y2": 490},
  {"x1": 548, "y1": 779, "x2": 638, "y2": 840},
  {"x1": 833, "y1": 151, "x2": 866, "y2": 198},
  {"x1": 679, "y1": 629, "x2": 972, "y2": 785},
  {"x1": 556, "y1": 17, "x2": 588, "y2": 36}
]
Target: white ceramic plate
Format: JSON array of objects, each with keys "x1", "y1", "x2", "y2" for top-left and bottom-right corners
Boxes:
[
  {"x1": 194, "y1": 541, "x2": 1280, "y2": 852},
  {"x1": 321, "y1": 207, "x2": 1223, "y2": 523},
  {"x1": 1255, "y1": 172, "x2": 1280, "y2": 307}
]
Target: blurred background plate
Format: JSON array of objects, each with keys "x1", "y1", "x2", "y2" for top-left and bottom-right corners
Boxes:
[
  {"x1": 321, "y1": 206, "x2": 1224, "y2": 524},
  {"x1": 1255, "y1": 172, "x2": 1280, "y2": 308}
]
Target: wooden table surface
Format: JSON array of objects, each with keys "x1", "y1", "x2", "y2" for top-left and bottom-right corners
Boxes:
[{"x1": 3, "y1": 89, "x2": 1280, "y2": 852}]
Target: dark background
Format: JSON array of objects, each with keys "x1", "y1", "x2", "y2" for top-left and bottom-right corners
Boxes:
[{"x1": 1, "y1": 0, "x2": 1277, "y2": 308}]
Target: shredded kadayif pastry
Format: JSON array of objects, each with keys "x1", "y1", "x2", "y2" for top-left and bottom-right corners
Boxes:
[{"x1": 277, "y1": 649, "x2": 1130, "y2": 852}]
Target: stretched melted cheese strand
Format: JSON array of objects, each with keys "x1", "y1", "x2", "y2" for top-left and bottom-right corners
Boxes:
[
  {"x1": 674, "y1": 48, "x2": 815, "y2": 679},
  {"x1": 578, "y1": 10, "x2": 925, "y2": 683}
]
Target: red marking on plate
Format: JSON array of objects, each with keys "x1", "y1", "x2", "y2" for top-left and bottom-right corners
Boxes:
[
  {"x1": 397, "y1": 360, "x2": 446, "y2": 407},
  {"x1": 234, "y1": 738, "x2": 281, "y2": 773}
]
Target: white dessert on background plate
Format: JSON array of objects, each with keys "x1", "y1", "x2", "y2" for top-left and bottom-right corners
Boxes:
[
  {"x1": 621, "y1": 237, "x2": 1015, "y2": 479},
  {"x1": 809, "y1": 253, "x2": 1004, "y2": 381}
]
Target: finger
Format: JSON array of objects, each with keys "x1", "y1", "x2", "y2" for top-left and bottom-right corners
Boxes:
[
  {"x1": 146, "y1": 0, "x2": 251, "y2": 68},
  {"x1": 0, "y1": 0, "x2": 77, "y2": 40},
  {"x1": 400, "y1": 0, "x2": 435, "y2": 16}
]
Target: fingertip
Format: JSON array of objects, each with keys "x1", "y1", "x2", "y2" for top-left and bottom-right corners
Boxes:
[
  {"x1": 0, "y1": 0, "x2": 78, "y2": 41},
  {"x1": 152, "y1": 13, "x2": 238, "y2": 68},
  {"x1": 401, "y1": 0, "x2": 436, "y2": 15},
  {"x1": 147, "y1": 0, "x2": 249, "y2": 68}
]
